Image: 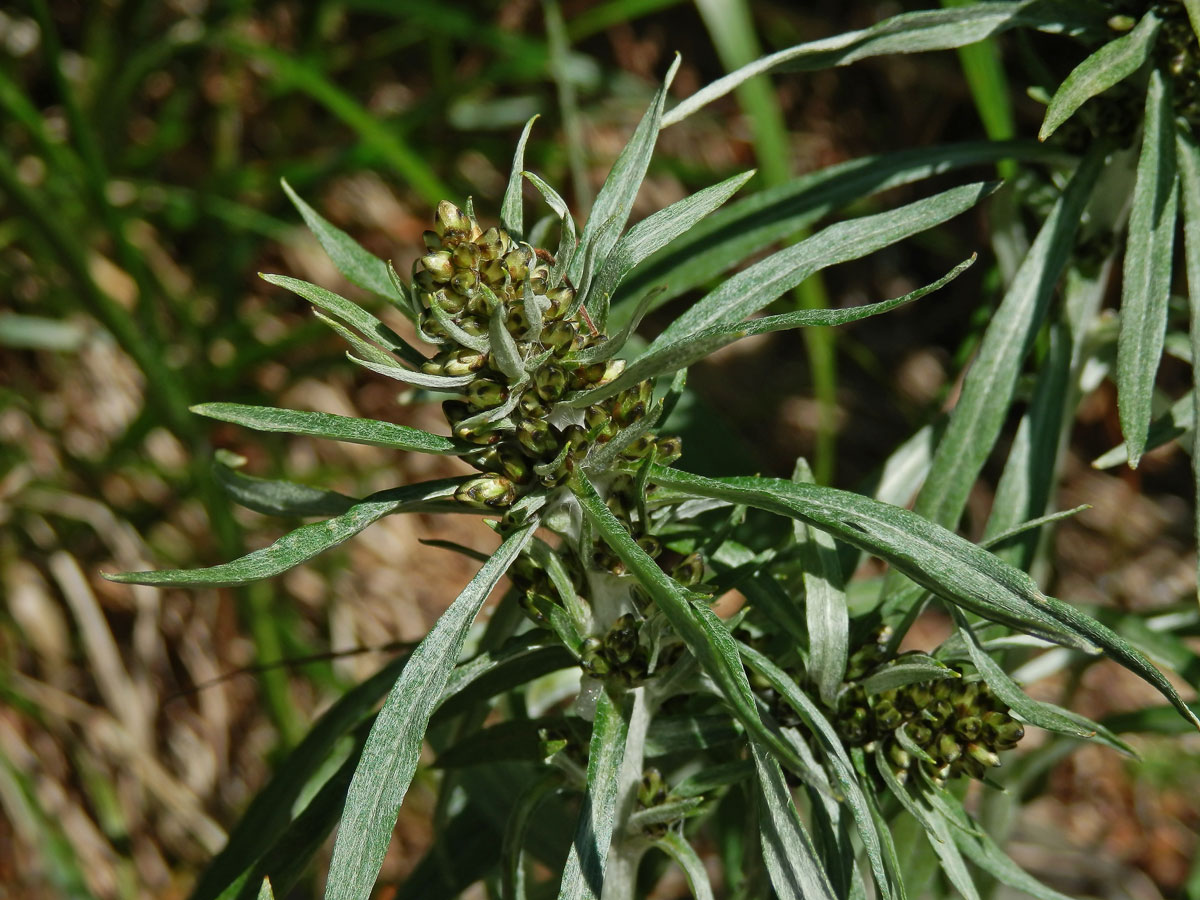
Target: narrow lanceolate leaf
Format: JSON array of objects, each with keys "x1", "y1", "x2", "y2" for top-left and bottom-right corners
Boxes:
[
  {"x1": 191, "y1": 403, "x2": 468, "y2": 455},
  {"x1": 212, "y1": 460, "x2": 355, "y2": 518},
  {"x1": 191, "y1": 655, "x2": 409, "y2": 900},
  {"x1": 280, "y1": 179, "x2": 409, "y2": 315},
  {"x1": 663, "y1": 2, "x2": 1070, "y2": 127},
  {"x1": 106, "y1": 479, "x2": 467, "y2": 587},
  {"x1": 502, "y1": 774, "x2": 561, "y2": 900},
  {"x1": 502, "y1": 115, "x2": 539, "y2": 239},
  {"x1": 860, "y1": 656, "x2": 957, "y2": 695},
  {"x1": 793, "y1": 459, "x2": 848, "y2": 706},
  {"x1": 572, "y1": 257, "x2": 973, "y2": 407},
  {"x1": 649, "y1": 466, "x2": 1200, "y2": 729},
  {"x1": 1091, "y1": 391, "x2": 1192, "y2": 468},
  {"x1": 653, "y1": 833, "x2": 715, "y2": 900},
  {"x1": 613, "y1": 141, "x2": 1062, "y2": 319},
  {"x1": 587, "y1": 170, "x2": 755, "y2": 309},
  {"x1": 555, "y1": 690, "x2": 629, "y2": 900},
  {"x1": 1119, "y1": 69, "x2": 1179, "y2": 467},
  {"x1": 652, "y1": 182, "x2": 994, "y2": 348},
  {"x1": 913, "y1": 146, "x2": 1104, "y2": 530},
  {"x1": 324, "y1": 522, "x2": 537, "y2": 900},
  {"x1": 570, "y1": 55, "x2": 680, "y2": 293},
  {"x1": 950, "y1": 825, "x2": 1075, "y2": 900},
  {"x1": 1038, "y1": 12, "x2": 1160, "y2": 141},
  {"x1": 1177, "y1": 130, "x2": 1200, "y2": 607},
  {"x1": 751, "y1": 744, "x2": 838, "y2": 900},
  {"x1": 739, "y1": 644, "x2": 893, "y2": 900},
  {"x1": 569, "y1": 475, "x2": 819, "y2": 781},
  {"x1": 261, "y1": 273, "x2": 425, "y2": 366}
]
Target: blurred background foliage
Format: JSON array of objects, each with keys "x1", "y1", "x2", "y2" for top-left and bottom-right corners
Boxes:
[{"x1": 0, "y1": 0, "x2": 1197, "y2": 897}]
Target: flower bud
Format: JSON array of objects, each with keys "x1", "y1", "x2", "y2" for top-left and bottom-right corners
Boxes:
[
  {"x1": 452, "y1": 241, "x2": 481, "y2": 269},
  {"x1": 504, "y1": 249, "x2": 530, "y2": 282},
  {"x1": 478, "y1": 226, "x2": 508, "y2": 260},
  {"x1": 873, "y1": 700, "x2": 903, "y2": 731},
  {"x1": 887, "y1": 742, "x2": 910, "y2": 770},
  {"x1": 608, "y1": 614, "x2": 639, "y2": 663},
  {"x1": 517, "y1": 418, "x2": 558, "y2": 457},
  {"x1": 936, "y1": 734, "x2": 962, "y2": 764},
  {"x1": 421, "y1": 253, "x2": 454, "y2": 283},
  {"x1": 458, "y1": 315, "x2": 488, "y2": 336},
  {"x1": 580, "y1": 637, "x2": 610, "y2": 676},
  {"x1": 620, "y1": 435, "x2": 656, "y2": 460},
  {"x1": 545, "y1": 285, "x2": 574, "y2": 319},
  {"x1": 451, "y1": 269, "x2": 478, "y2": 295},
  {"x1": 481, "y1": 258, "x2": 508, "y2": 285},
  {"x1": 653, "y1": 436, "x2": 683, "y2": 465},
  {"x1": 466, "y1": 378, "x2": 507, "y2": 409},
  {"x1": 954, "y1": 716, "x2": 982, "y2": 742},
  {"x1": 542, "y1": 320, "x2": 578, "y2": 353},
  {"x1": 442, "y1": 348, "x2": 486, "y2": 376},
  {"x1": 571, "y1": 362, "x2": 608, "y2": 389},
  {"x1": 435, "y1": 201, "x2": 471, "y2": 237},
  {"x1": 562, "y1": 424, "x2": 590, "y2": 459},
  {"x1": 454, "y1": 474, "x2": 516, "y2": 508},
  {"x1": 422, "y1": 230, "x2": 443, "y2": 251},
  {"x1": 965, "y1": 742, "x2": 1001, "y2": 769},
  {"x1": 923, "y1": 699, "x2": 953, "y2": 728},
  {"x1": 906, "y1": 723, "x2": 933, "y2": 746},
  {"x1": 636, "y1": 535, "x2": 662, "y2": 558},
  {"x1": 983, "y1": 711, "x2": 1024, "y2": 748},
  {"x1": 442, "y1": 399, "x2": 471, "y2": 427},
  {"x1": 519, "y1": 393, "x2": 548, "y2": 419},
  {"x1": 671, "y1": 553, "x2": 705, "y2": 586},
  {"x1": 534, "y1": 364, "x2": 569, "y2": 402}
]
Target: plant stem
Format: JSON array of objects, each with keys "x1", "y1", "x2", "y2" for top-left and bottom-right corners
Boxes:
[{"x1": 601, "y1": 686, "x2": 651, "y2": 900}]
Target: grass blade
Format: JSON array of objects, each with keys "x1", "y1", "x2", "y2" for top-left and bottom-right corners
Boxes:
[
  {"x1": 106, "y1": 479, "x2": 467, "y2": 587},
  {"x1": 1038, "y1": 12, "x2": 1160, "y2": 141},
  {"x1": 664, "y1": 2, "x2": 1069, "y2": 127},
  {"x1": 556, "y1": 689, "x2": 630, "y2": 900},
  {"x1": 652, "y1": 182, "x2": 993, "y2": 346},
  {"x1": 912, "y1": 146, "x2": 1104, "y2": 530},
  {"x1": 191, "y1": 403, "x2": 468, "y2": 455},
  {"x1": 1177, "y1": 129, "x2": 1200, "y2": 606},
  {"x1": 324, "y1": 521, "x2": 537, "y2": 900},
  {"x1": 1117, "y1": 69, "x2": 1179, "y2": 467}
]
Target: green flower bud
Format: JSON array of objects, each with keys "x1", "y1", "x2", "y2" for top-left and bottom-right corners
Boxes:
[
  {"x1": 545, "y1": 285, "x2": 575, "y2": 319},
  {"x1": 442, "y1": 348, "x2": 486, "y2": 376},
  {"x1": 414, "y1": 269, "x2": 436, "y2": 292},
  {"x1": 580, "y1": 636, "x2": 610, "y2": 676},
  {"x1": 936, "y1": 734, "x2": 962, "y2": 764},
  {"x1": 620, "y1": 435, "x2": 656, "y2": 460},
  {"x1": 422, "y1": 230, "x2": 443, "y2": 251},
  {"x1": 535, "y1": 364, "x2": 569, "y2": 402},
  {"x1": 923, "y1": 699, "x2": 953, "y2": 728},
  {"x1": 598, "y1": 358, "x2": 626, "y2": 385},
  {"x1": 504, "y1": 249, "x2": 530, "y2": 282},
  {"x1": 451, "y1": 269, "x2": 478, "y2": 295},
  {"x1": 671, "y1": 553, "x2": 705, "y2": 587},
  {"x1": 562, "y1": 424, "x2": 591, "y2": 459},
  {"x1": 542, "y1": 320, "x2": 578, "y2": 353},
  {"x1": 608, "y1": 614, "x2": 639, "y2": 663},
  {"x1": 435, "y1": 201, "x2": 471, "y2": 237},
  {"x1": 421, "y1": 252, "x2": 455, "y2": 283},
  {"x1": 584, "y1": 404, "x2": 616, "y2": 441},
  {"x1": 638, "y1": 768, "x2": 668, "y2": 807},
  {"x1": 458, "y1": 315, "x2": 488, "y2": 337},
  {"x1": 478, "y1": 226, "x2": 508, "y2": 260},
  {"x1": 904, "y1": 683, "x2": 934, "y2": 710},
  {"x1": 954, "y1": 716, "x2": 982, "y2": 742},
  {"x1": 505, "y1": 304, "x2": 530, "y2": 337},
  {"x1": 481, "y1": 258, "x2": 508, "y2": 285},
  {"x1": 517, "y1": 418, "x2": 558, "y2": 457},
  {"x1": 571, "y1": 362, "x2": 608, "y2": 389},
  {"x1": 466, "y1": 378, "x2": 507, "y2": 409},
  {"x1": 983, "y1": 711, "x2": 1024, "y2": 748},
  {"x1": 965, "y1": 742, "x2": 1001, "y2": 770},
  {"x1": 518, "y1": 393, "x2": 548, "y2": 419},
  {"x1": 873, "y1": 700, "x2": 903, "y2": 731},
  {"x1": 653, "y1": 436, "x2": 683, "y2": 465},
  {"x1": 636, "y1": 535, "x2": 662, "y2": 558},
  {"x1": 907, "y1": 723, "x2": 933, "y2": 746},
  {"x1": 442, "y1": 399, "x2": 471, "y2": 426},
  {"x1": 420, "y1": 358, "x2": 444, "y2": 376},
  {"x1": 452, "y1": 241, "x2": 481, "y2": 269},
  {"x1": 887, "y1": 742, "x2": 910, "y2": 770},
  {"x1": 455, "y1": 474, "x2": 516, "y2": 508}
]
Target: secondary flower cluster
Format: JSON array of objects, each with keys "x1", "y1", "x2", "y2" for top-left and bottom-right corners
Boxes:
[{"x1": 412, "y1": 202, "x2": 679, "y2": 511}]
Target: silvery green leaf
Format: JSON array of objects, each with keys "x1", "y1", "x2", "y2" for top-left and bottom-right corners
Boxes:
[
  {"x1": 571, "y1": 255, "x2": 974, "y2": 407},
  {"x1": 652, "y1": 466, "x2": 1200, "y2": 730},
  {"x1": 1117, "y1": 68, "x2": 1179, "y2": 468},
  {"x1": 261, "y1": 273, "x2": 425, "y2": 366},
  {"x1": 347, "y1": 354, "x2": 477, "y2": 391},
  {"x1": 502, "y1": 774, "x2": 561, "y2": 900},
  {"x1": 1093, "y1": 391, "x2": 1192, "y2": 468},
  {"x1": 739, "y1": 643, "x2": 894, "y2": 900},
  {"x1": 257, "y1": 878, "x2": 274, "y2": 900},
  {"x1": 106, "y1": 479, "x2": 468, "y2": 588},
  {"x1": 280, "y1": 180, "x2": 410, "y2": 317},
  {"x1": 949, "y1": 819, "x2": 1076, "y2": 900},
  {"x1": 190, "y1": 402, "x2": 468, "y2": 455},
  {"x1": 752, "y1": 743, "x2": 838, "y2": 900},
  {"x1": 861, "y1": 656, "x2": 958, "y2": 694},
  {"x1": 587, "y1": 170, "x2": 754, "y2": 312},
  {"x1": 912, "y1": 146, "x2": 1104, "y2": 531},
  {"x1": 1038, "y1": 12, "x2": 1160, "y2": 141},
  {"x1": 502, "y1": 115, "x2": 539, "y2": 239},
  {"x1": 569, "y1": 55, "x2": 681, "y2": 289},
  {"x1": 190, "y1": 655, "x2": 409, "y2": 900},
  {"x1": 614, "y1": 141, "x2": 1063, "y2": 321},
  {"x1": 923, "y1": 809, "x2": 981, "y2": 900},
  {"x1": 653, "y1": 182, "x2": 993, "y2": 347},
  {"x1": 980, "y1": 506, "x2": 1092, "y2": 551},
  {"x1": 673, "y1": 760, "x2": 753, "y2": 797},
  {"x1": 948, "y1": 607, "x2": 1136, "y2": 753},
  {"x1": 652, "y1": 833, "x2": 715, "y2": 900},
  {"x1": 428, "y1": 294, "x2": 490, "y2": 353},
  {"x1": 567, "y1": 287, "x2": 663, "y2": 365},
  {"x1": 212, "y1": 460, "x2": 355, "y2": 518},
  {"x1": 555, "y1": 689, "x2": 629, "y2": 900},
  {"x1": 324, "y1": 521, "x2": 537, "y2": 900},
  {"x1": 643, "y1": 714, "x2": 743, "y2": 756},
  {"x1": 314, "y1": 310, "x2": 399, "y2": 369},
  {"x1": 1177, "y1": 129, "x2": 1200, "y2": 607},
  {"x1": 626, "y1": 797, "x2": 705, "y2": 832},
  {"x1": 488, "y1": 301, "x2": 527, "y2": 381},
  {"x1": 664, "y1": 2, "x2": 1073, "y2": 127},
  {"x1": 792, "y1": 458, "x2": 848, "y2": 707},
  {"x1": 523, "y1": 171, "x2": 578, "y2": 277}
]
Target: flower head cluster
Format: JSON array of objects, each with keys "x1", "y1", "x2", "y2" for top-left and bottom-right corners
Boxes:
[{"x1": 413, "y1": 201, "x2": 679, "y2": 511}]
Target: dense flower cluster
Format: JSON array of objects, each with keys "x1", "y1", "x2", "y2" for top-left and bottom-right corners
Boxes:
[{"x1": 412, "y1": 201, "x2": 679, "y2": 511}]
